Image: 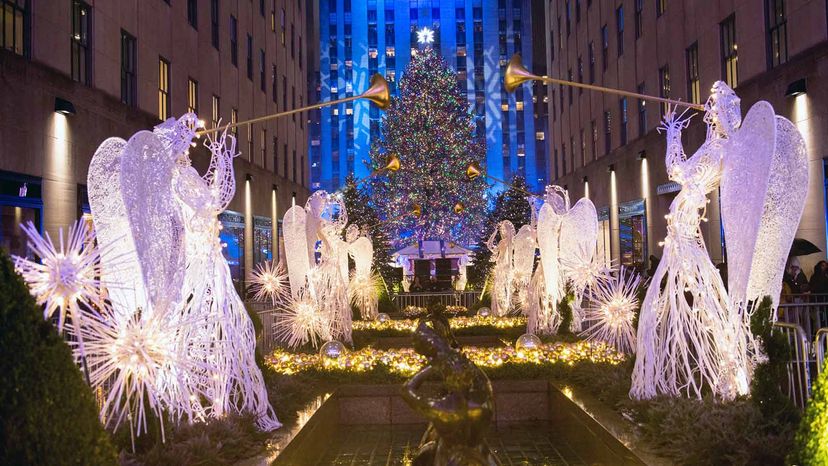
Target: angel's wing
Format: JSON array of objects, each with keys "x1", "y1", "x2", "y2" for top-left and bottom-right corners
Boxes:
[
  {"x1": 719, "y1": 101, "x2": 776, "y2": 304},
  {"x1": 120, "y1": 130, "x2": 186, "y2": 313},
  {"x1": 87, "y1": 137, "x2": 147, "y2": 316},
  {"x1": 728, "y1": 109, "x2": 807, "y2": 307},
  {"x1": 559, "y1": 197, "x2": 599, "y2": 277},
  {"x1": 349, "y1": 236, "x2": 374, "y2": 277},
  {"x1": 536, "y1": 204, "x2": 562, "y2": 300},
  {"x1": 283, "y1": 205, "x2": 311, "y2": 298},
  {"x1": 512, "y1": 224, "x2": 536, "y2": 276}
]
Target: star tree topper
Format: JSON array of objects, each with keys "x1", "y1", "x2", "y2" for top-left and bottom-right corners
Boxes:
[{"x1": 416, "y1": 27, "x2": 435, "y2": 45}]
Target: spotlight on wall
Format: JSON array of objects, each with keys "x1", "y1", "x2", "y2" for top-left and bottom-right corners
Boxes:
[
  {"x1": 54, "y1": 97, "x2": 76, "y2": 116},
  {"x1": 637, "y1": 151, "x2": 647, "y2": 160},
  {"x1": 607, "y1": 164, "x2": 615, "y2": 173},
  {"x1": 246, "y1": 174, "x2": 254, "y2": 182},
  {"x1": 785, "y1": 78, "x2": 807, "y2": 98}
]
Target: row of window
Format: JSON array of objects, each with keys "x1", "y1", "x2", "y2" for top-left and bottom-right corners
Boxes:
[{"x1": 552, "y1": 0, "x2": 788, "y2": 81}]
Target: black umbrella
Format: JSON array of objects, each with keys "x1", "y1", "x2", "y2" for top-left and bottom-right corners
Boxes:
[{"x1": 790, "y1": 238, "x2": 822, "y2": 257}]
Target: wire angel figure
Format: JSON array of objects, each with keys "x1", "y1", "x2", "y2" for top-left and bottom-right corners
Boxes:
[
  {"x1": 487, "y1": 220, "x2": 516, "y2": 316},
  {"x1": 631, "y1": 92, "x2": 751, "y2": 401}
]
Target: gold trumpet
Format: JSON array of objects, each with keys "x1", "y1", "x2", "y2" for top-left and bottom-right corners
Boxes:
[
  {"x1": 464, "y1": 162, "x2": 536, "y2": 197},
  {"x1": 198, "y1": 74, "x2": 391, "y2": 136},
  {"x1": 505, "y1": 54, "x2": 703, "y2": 111}
]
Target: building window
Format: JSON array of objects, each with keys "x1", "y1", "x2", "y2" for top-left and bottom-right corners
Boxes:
[
  {"x1": 211, "y1": 95, "x2": 220, "y2": 128},
  {"x1": 272, "y1": 64, "x2": 277, "y2": 103},
  {"x1": 591, "y1": 120, "x2": 598, "y2": 160},
  {"x1": 767, "y1": 0, "x2": 787, "y2": 68},
  {"x1": 210, "y1": 0, "x2": 219, "y2": 49},
  {"x1": 721, "y1": 14, "x2": 738, "y2": 88},
  {"x1": 283, "y1": 143, "x2": 288, "y2": 177},
  {"x1": 604, "y1": 111, "x2": 612, "y2": 155},
  {"x1": 158, "y1": 57, "x2": 170, "y2": 120},
  {"x1": 270, "y1": 0, "x2": 276, "y2": 31},
  {"x1": 231, "y1": 107, "x2": 238, "y2": 137},
  {"x1": 259, "y1": 0, "x2": 265, "y2": 16},
  {"x1": 292, "y1": 149, "x2": 297, "y2": 181},
  {"x1": 565, "y1": 1, "x2": 571, "y2": 35},
  {"x1": 71, "y1": 1, "x2": 91, "y2": 84},
  {"x1": 291, "y1": 23, "x2": 295, "y2": 59},
  {"x1": 588, "y1": 42, "x2": 595, "y2": 83},
  {"x1": 562, "y1": 143, "x2": 567, "y2": 174},
  {"x1": 280, "y1": 8, "x2": 285, "y2": 45},
  {"x1": 656, "y1": 0, "x2": 666, "y2": 17},
  {"x1": 187, "y1": 78, "x2": 198, "y2": 114},
  {"x1": 616, "y1": 5, "x2": 624, "y2": 56},
  {"x1": 568, "y1": 69, "x2": 573, "y2": 104},
  {"x1": 580, "y1": 128, "x2": 586, "y2": 166},
  {"x1": 634, "y1": 0, "x2": 643, "y2": 38},
  {"x1": 120, "y1": 30, "x2": 137, "y2": 107},
  {"x1": 686, "y1": 42, "x2": 700, "y2": 105},
  {"x1": 619, "y1": 97, "x2": 628, "y2": 145},
  {"x1": 658, "y1": 65, "x2": 670, "y2": 117},
  {"x1": 260, "y1": 128, "x2": 266, "y2": 166},
  {"x1": 601, "y1": 25, "x2": 608, "y2": 71},
  {"x1": 1, "y1": 0, "x2": 28, "y2": 56},
  {"x1": 187, "y1": 0, "x2": 197, "y2": 29},
  {"x1": 230, "y1": 15, "x2": 237, "y2": 66},
  {"x1": 272, "y1": 136, "x2": 278, "y2": 172},
  {"x1": 637, "y1": 83, "x2": 647, "y2": 137},
  {"x1": 259, "y1": 49, "x2": 265, "y2": 91},
  {"x1": 247, "y1": 125, "x2": 253, "y2": 162},
  {"x1": 554, "y1": 148, "x2": 559, "y2": 179},
  {"x1": 246, "y1": 34, "x2": 253, "y2": 80}
]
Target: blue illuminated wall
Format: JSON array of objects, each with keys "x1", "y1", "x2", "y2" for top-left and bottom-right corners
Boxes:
[{"x1": 310, "y1": 0, "x2": 545, "y2": 194}]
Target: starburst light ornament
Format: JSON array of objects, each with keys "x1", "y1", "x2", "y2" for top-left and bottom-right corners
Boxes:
[
  {"x1": 249, "y1": 260, "x2": 289, "y2": 305},
  {"x1": 580, "y1": 267, "x2": 643, "y2": 354},
  {"x1": 416, "y1": 26, "x2": 435, "y2": 44},
  {"x1": 13, "y1": 220, "x2": 104, "y2": 333},
  {"x1": 275, "y1": 290, "x2": 332, "y2": 349}
]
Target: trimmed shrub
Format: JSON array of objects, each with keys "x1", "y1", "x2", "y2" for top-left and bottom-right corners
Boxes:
[{"x1": 0, "y1": 250, "x2": 117, "y2": 465}]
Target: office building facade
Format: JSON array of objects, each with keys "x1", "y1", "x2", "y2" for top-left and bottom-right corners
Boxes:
[
  {"x1": 544, "y1": 0, "x2": 828, "y2": 273},
  {"x1": 312, "y1": 0, "x2": 547, "y2": 194},
  {"x1": 0, "y1": 0, "x2": 314, "y2": 292}
]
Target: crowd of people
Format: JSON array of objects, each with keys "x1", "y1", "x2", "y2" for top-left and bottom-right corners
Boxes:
[
  {"x1": 409, "y1": 275, "x2": 451, "y2": 292},
  {"x1": 783, "y1": 258, "x2": 828, "y2": 295}
]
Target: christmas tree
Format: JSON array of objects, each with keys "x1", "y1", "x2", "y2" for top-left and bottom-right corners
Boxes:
[
  {"x1": 467, "y1": 175, "x2": 533, "y2": 289},
  {"x1": 369, "y1": 47, "x2": 487, "y2": 248}
]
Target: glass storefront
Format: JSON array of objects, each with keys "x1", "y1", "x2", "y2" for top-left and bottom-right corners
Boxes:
[
  {"x1": 253, "y1": 215, "x2": 273, "y2": 266},
  {"x1": 219, "y1": 210, "x2": 245, "y2": 294},
  {"x1": 618, "y1": 199, "x2": 647, "y2": 270},
  {"x1": 0, "y1": 171, "x2": 42, "y2": 259}
]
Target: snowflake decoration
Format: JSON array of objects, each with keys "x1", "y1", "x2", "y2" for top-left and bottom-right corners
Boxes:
[
  {"x1": 249, "y1": 260, "x2": 289, "y2": 305},
  {"x1": 275, "y1": 289, "x2": 332, "y2": 349},
  {"x1": 580, "y1": 267, "x2": 643, "y2": 354},
  {"x1": 13, "y1": 220, "x2": 104, "y2": 334},
  {"x1": 416, "y1": 26, "x2": 435, "y2": 44}
]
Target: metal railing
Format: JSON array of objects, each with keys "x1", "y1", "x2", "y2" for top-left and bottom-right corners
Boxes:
[
  {"x1": 392, "y1": 291, "x2": 481, "y2": 310},
  {"x1": 815, "y1": 327, "x2": 828, "y2": 375},
  {"x1": 777, "y1": 293, "x2": 828, "y2": 341},
  {"x1": 772, "y1": 321, "x2": 812, "y2": 410}
]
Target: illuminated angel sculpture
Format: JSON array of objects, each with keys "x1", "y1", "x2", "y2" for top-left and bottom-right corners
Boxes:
[
  {"x1": 348, "y1": 226, "x2": 380, "y2": 320},
  {"x1": 526, "y1": 186, "x2": 600, "y2": 334},
  {"x1": 487, "y1": 220, "x2": 516, "y2": 316},
  {"x1": 279, "y1": 190, "x2": 353, "y2": 345},
  {"x1": 80, "y1": 114, "x2": 280, "y2": 436},
  {"x1": 631, "y1": 81, "x2": 808, "y2": 400},
  {"x1": 511, "y1": 224, "x2": 537, "y2": 310}
]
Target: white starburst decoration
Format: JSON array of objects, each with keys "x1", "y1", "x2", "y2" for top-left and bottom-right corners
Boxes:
[
  {"x1": 349, "y1": 270, "x2": 381, "y2": 320},
  {"x1": 416, "y1": 26, "x2": 435, "y2": 44},
  {"x1": 580, "y1": 267, "x2": 643, "y2": 354},
  {"x1": 561, "y1": 244, "x2": 616, "y2": 294},
  {"x1": 79, "y1": 307, "x2": 208, "y2": 442},
  {"x1": 249, "y1": 260, "x2": 289, "y2": 305},
  {"x1": 275, "y1": 289, "x2": 332, "y2": 349}
]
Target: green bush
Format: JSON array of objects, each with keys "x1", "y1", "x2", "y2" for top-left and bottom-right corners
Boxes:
[
  {"x1": 750, "y1": 297, "x2": 798, "y2": 424},
  {"x1": 0, "y1": 250, "x2": 117, "y2": 465},
  {"x1": 791, "y1": 355, "x2": 828, "y2": 464}
]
